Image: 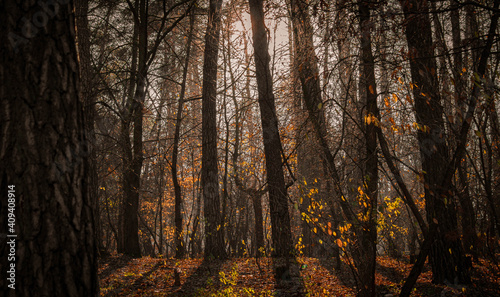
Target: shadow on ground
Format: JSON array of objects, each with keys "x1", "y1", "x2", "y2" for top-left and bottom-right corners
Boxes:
[
  {"x1": 168, "y1": 259, "x2": 225, "y2": 297},
  {"x1": 271, "y1": 257, "x2": 307, "y2": 296},
  {"x1": 103, "y1": 260, "x2": 162, "y2": 297},
  {"x1": 318, "y1": 256, "x2": 357, "y2": 290},
  {"x1": 99, "y1": 255, "x2": 134, "y2": 280}
]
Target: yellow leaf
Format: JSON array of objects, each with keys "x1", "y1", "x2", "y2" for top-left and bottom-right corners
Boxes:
[
  {"x1": 392, "y1": 93, "x2": 398, "y2": 102},
  {"x1": 384, "y1": 98, "x2": 390, "y2": 107}
]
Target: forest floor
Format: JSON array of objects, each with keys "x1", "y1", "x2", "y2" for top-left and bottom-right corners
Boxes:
[{"x1": 99, "y1": 254, "x2": 500, "y2": 296}]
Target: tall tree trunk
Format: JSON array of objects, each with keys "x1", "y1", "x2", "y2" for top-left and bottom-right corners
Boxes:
[
  {"x1": 287, "y1": 6, "x2": 311, "y2": 257},
  {"x1": 336, "y1": 0, "x2": 359, "y2": 206},
  {"x1": 290, "y1": 0, "x2": 356, "y2": 221},
  {"x1": 118, "y1": 0, "x2": 139, "y2": 254},
  {"x1": 489, "y1": 99, "x2": 500, "y2": 238},
  {"x1": 121, "y1": 0, "x2": 148, "y2": 258},
  {"x1": 357, "y1": 2, "x2": 379, "y2": 296},
  {"x1": 449, "y1": 1, "x2": 479, "y2": 260},
  {"x1": 230, "y1": 30, "x2": 265, "y2": 256},
  {"x1": 291, "y1": 0, "x2": 380, "y2": 294},
  {"x1": 75, "y1": 0, "x2": 104, "y2": 256},
  {"x1": 225, "y1": 19, "x2": 250, "y2": 256},
  {"x1": 201, "y1": 0, "x2": 226, "y2": 259},
  {"x1": 172, "y1": 11, "x2": 195, "y2": 259},
  {"x1": 399, "y1": 0, "x2": 470, "y2": 284},
  {"x1": 0, "y1": 1, "x2": 98, "y2": 295},
  {"x1": 249, "y1": 0, "x2": 293, "y2": 258},
  {"x1": 221, "y1": 21, "x2": 230, "y2": 256}
]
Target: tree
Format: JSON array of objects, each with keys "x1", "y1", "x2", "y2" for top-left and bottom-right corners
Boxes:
[
  {"x1": 290, "y1": 0, "x2": 380, "y2": 294},
  {"x1": 447, "y1": 0, "x2": 478, "y2": 260},
  {"x1": 230, "y1": 28, "x2": 266, "y2": 257},
  {"x1": 172, "y1": 9, "x2": 195, "y2": 259},
  {"x1": 249, "y1": 0, "x2": 293, "y2": 257},
  {"x1": 464, "y1": 2, "x2": 500, "y2": 244},
  {"x1": 356, "y1": 2, "x2": 379, "y2": 295},
  {"x1": 119, "y1": 0, "x2": 147, "y2": 257},
  {"x1": 0, "y1": 0, "x2": 98, "y2": 295},
  {"x1": 202, "y1": 0, "x2": 226, "y2": 259},
  {"x1": 75, "y1": 0, "x2": 104, "y2": 255},
  {"x1": 399, "y1": 0, "x2": 470, "y2": 284},
  {"x1": 113, "y1": 0, "x2": 193, "y2": 257}
]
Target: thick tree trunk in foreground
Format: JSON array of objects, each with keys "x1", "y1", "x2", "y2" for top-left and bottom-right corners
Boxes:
[
  {"x1": 0, "y1": 1, "x2": 98, "y2": 295},
  {"x1": 249, "y1": 0, "x2": 293, "y2": 257},
  {"x1": 202, "y1": 0, "x2": 226, "y2": 259}
]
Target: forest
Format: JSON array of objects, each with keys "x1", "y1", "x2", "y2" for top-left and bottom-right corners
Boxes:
[{"x1": 1, "y1": 0, "x2": 500, "y2": 296}]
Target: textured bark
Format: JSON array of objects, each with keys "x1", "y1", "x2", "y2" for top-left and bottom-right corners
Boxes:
[
  {"x1": 120, "y1": 0, "x2": 148, "y2": 258},
  {"x1": 201, "y1": 0, "x2": 226, "y2": 259},
  {"x1": 75, "y1": 0, "x2": 104, "y2": 255},
  {"x1": 357, "y1": 2, "x2": 379, "y2": 296},
  {"x1": 399, "y1": 0, "x2": 470, "y2": 284},
  {"x1": 0, "y1": 0, "x2": 98, "y2": 296},
  {"x1": 249, "y1": 0, "x2": 293, "y2": 257},
  {"x1": 118, "y1": 0, "x2": 138, "y2": 254}
]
